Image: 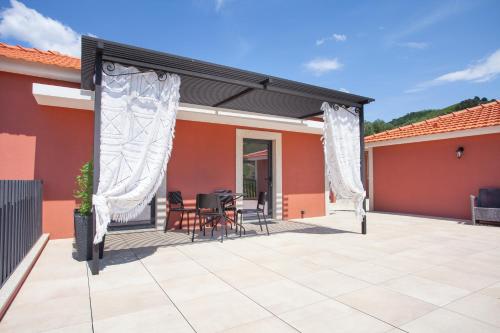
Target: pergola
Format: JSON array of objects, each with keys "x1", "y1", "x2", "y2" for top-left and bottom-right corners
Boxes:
[{"x1": 81, "y1": 36, "x2": 374, "y2": 274}]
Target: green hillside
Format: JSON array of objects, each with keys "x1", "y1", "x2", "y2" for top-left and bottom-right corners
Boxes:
[{"x1": 364, "y1": 97, "x2": 495, "y2": 136}]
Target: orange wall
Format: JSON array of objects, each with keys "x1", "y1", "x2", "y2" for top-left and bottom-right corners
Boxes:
[
  {"x1": 373, "y1": 133, "x2": 500, "y2": 219},
  {"x1": 282, "y1": 131, "x2": 325, "y2": 218},
  {"x1": 0, "y1": 71, "x2": 93, "y2": 238},
  {"x1": 167, "y1": 120, "x2": 236, "y2": 210},
  {"x1": 166, "y1": 120, "x2": 326, "y2": 226}
]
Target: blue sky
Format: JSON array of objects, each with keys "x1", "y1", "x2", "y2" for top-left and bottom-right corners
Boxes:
[{"x1": 0, "y1": 0, "x2": 499, "y2": 121}]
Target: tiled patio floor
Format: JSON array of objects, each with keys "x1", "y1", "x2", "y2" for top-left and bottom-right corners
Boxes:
[{"x1": 2, "y1": 212, "x2": 500, "y2": 333}]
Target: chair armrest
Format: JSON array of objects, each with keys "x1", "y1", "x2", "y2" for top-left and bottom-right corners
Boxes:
[{"x1": 470, "y1": 195, "x2": 477, "y2": 207}]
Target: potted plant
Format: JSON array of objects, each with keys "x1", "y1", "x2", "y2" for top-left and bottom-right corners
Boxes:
[{"x1": 73, "y1": 161, "x2": 93, "y2": 261}]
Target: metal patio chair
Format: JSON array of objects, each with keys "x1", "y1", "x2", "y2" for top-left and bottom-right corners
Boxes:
[
  {"x1": 214, "y1": 189, "x2": 236, "y2": 229},
  {"x1": 236, "y1": 191, "x2": 269, "y2": 236},
  {"x1": 192, "y1": 193, "x2": 228, "y2": 242},
  {"x1": 164, "y1": 191, "x2": 196, "y2": 234}
]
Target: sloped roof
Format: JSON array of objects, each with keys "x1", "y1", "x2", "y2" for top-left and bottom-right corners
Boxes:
[
  {"x1": 0, "y1": 42, "x2": 80, "y2": 70},
  {"x1": 365, "y1": 100, "x2": 500, "y2": 143}
]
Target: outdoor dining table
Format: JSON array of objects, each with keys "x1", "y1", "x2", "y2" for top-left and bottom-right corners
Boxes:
[{"x1": 213, "y1": 192, "x2": 245, "y2": 236}]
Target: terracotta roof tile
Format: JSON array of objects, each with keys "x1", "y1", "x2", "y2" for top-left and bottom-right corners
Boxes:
[
  {"x1": 0, "y1": 42, "x2": 80, "y2": 70},
  {"x1": 365, "y1": 100, "x2": 500, "y2": 143}
]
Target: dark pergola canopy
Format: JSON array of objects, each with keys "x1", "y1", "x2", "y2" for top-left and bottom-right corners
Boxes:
[
  {"x1": 85, "y1": 36, "x2": 372, "y2": 275},
  {"x1": 81, "y1": 36, "x2": 373, "y2": 119}
]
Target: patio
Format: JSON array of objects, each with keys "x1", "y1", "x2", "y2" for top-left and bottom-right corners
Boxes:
[{"x1": 2, "y1": 212, "x2": 500, "y2": 333}]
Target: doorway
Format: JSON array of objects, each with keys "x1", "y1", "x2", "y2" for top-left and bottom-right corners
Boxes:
[
  {"x1": 236, "y1": 129, "x2": 282, "y2": 220},
  {"x1": 243, "y1": 139, "x2": 272, "y2": 216}
]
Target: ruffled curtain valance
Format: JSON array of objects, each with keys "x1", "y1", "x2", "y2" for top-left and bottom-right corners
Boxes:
[
  {"x1": 93, "y1": 62, "x2": 181, "y2": 243},
  {"x1": 321, "y1": 102, "x2": 366, "y2": 221}
]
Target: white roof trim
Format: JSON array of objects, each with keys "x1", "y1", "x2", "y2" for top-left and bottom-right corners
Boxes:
[
  {"x1": 32, "y1": 83, "x2": 323, "y2": 134},
  {"x1": 365, "y1": 125, "x2": 500, "y2": 148},
  {"x1": 0, "y1": 57, "x2": 80, "y2": 83},
  {"x1": 33, "y1": 83, "x2": 94, "y2": 110}
]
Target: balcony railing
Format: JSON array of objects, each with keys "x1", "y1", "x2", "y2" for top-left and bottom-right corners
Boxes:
[
  {"x1": 243, "y1": 178, "x2": 257, "y2": 199},
  {"x1": 0, "y1": 180, "x2": 43, "y2": 288}
]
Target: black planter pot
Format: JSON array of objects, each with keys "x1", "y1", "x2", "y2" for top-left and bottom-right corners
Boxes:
[{"x1": 74, "y1": 211, "x2": 93, "y2": 261}]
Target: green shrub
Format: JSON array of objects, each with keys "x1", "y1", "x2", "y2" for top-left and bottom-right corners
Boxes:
[{"x1": 74, "y1": 161, "x2": 93, "y2": 216}]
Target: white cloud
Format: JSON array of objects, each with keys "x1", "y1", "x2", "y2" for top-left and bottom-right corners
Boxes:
[
  {"x1": 338, "y1": 88, "x2": 350, "y2": 93},
  {"x1": 406, "y1": 49, "x2": 500, "y2": 93},
  {"x1": 305, "y1": 58, "x2": 343, "y2": 76},
  {"x1": 399, "y1": 42, "x2": 429, "y2": 49},
  {"x1": 316, "y1": 33, "x2": 347, "y2": 46},
  {"x1": 333, "y1": 33, "x2": 346, "y2": 42},
  {"x1": 0, "y1": 0, "x2": 82, "y2": 56}
]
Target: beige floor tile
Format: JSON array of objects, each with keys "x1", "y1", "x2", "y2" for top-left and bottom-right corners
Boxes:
[
  {"x1": 301, "y1": 251, "x2": 361, "y2": 269},
  {"x1": 401, "y1": 308, "x2": 500, "y2": 333},
  {"x1": 414, "y1": 265, "x2": 500, "y2": 291},
  {"x1": 89, "y1": 261, "x2": 154, "y2": 293},
  {"x1": 445, "y1": 293, "x2": 500, "y2": 327},
  {"x1": 370, "y1": 254, "x2": 435, "y2": 274},
  {"x1": 12, "y1": 275, "x2": 89, "y2": 305},
  {"x1": 40, "y1": 322, "x2": 93, "y2": 333},
  {"x1": 4, "y1": 212, "x2": 500, "y2": 333},
  {"x1": 177, "y1": 290, "x2": 271, "y2": 333},
  {"x1": 260, "y1": 258, "x2": 323, "y2": 279},
  {"x1": 336, "y1": 262, "x2": 406, "y2": 284},
  {"x1": 443, "y1": 256, "x2": 500, "y2": 278},
  {"x1": 382, "y1": 275, "x2": 471, "y2": 306},
  {"x1": 277, "y1": 244, "x2": 324, "y2": 257},
  {"x1": 133, "y1": 245, "x2": 190, "y2": 263},
  {"x1": 144, "y1": 257, "x2": 208, "y2": 281},
  {"x1": 98, "y1": 249, "x2": 138, "y2": 267},
  {"x1": 197, "y1": 254, "x2": 253, "y2": 272},
  {"x1": 93, "y1": 305, "x2": 193, "y2": 333},
  {"x1": 279, "y1": 299, "x2": 393, "y2": 333},
  {"x1": 481, "y1": 282, "x2": 500, "y2": 298},
  {"x1": 330, "y1": 245, "x2": 389, "y2": 261},
  {"x1": 220, "y1": 317, "x2": 297, "y2": 333},
  {"x1": 0, "y1": 295, "x2": 91, "y2": 333},
  {"x1": 336, "y1": 286, "x2": 436, "y2": 326},
  {"x1": 394, "y1": 247, "x2": 459, "y2": 265},
  {"x1": 26, "y1": 258, "x2": 87, "y2": 282},
  {"x1": 293, "y1": 269, "x2": 370, "y2": 297},
  {"x1": 215, "y1": 264, "x2": 283, "y2": 289},
  {"x1": 91, "y1": 282, "x2": 172, "y2": 321},
  {"x1": 241, "y1": 279, "x2": 327, "y2": 314},
  {"x1": 159, "y1": 272, "x2": 233, "y2": 303}
]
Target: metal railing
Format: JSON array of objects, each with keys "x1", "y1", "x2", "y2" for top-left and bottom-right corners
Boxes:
[
  {"x1": 243, "y1": 178, "x2": 257, "y2": 199},
  {"x1": 0, "y1": 180, "x2": 43, "y2": 287}
]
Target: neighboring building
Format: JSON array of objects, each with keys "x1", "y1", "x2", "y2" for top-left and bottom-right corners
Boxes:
[
  {"x1": 0, "y1": 42, "x2": 331, "y2": 239},
  {"x1": 365, "y1": 101, "x2": 500, "y2": 220}
]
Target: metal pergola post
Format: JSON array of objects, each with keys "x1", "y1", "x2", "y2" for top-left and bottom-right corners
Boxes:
[
  {"x1": 90, "y1": 42, "x2": 104, "y2": 275},
  {"x1": 359, "y1": 105, "x2": 367, "y2": 234}
]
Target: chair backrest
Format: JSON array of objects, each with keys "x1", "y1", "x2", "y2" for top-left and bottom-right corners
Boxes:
[
  {"x1": 196, "y1": 193, "x2": 221, "y2": 212},
  {"x1": 257, "y1": 191, "x2": 267, "y2": 209},
  {"x1": 214, "y1": 189, "x2": 233, "y2": 206},
  {"x1": 478, "y1": 188, "x2": 500, "y2": 208},
  {"x1": 168, "y1": 191, "x2": 184, "y2": 208}
]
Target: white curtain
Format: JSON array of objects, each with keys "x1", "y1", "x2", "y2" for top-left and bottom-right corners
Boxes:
[
  {"x1": 93, "y1": 62, "x2": 181, "y2": 243},
  {"x1": 321, "y1": 102, "x2": 366, "y2": 221}
]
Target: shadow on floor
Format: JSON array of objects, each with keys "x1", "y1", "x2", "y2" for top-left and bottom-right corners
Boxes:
[{"x1": 91, "y1": 219, "x2": 357, "y2": 269}]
